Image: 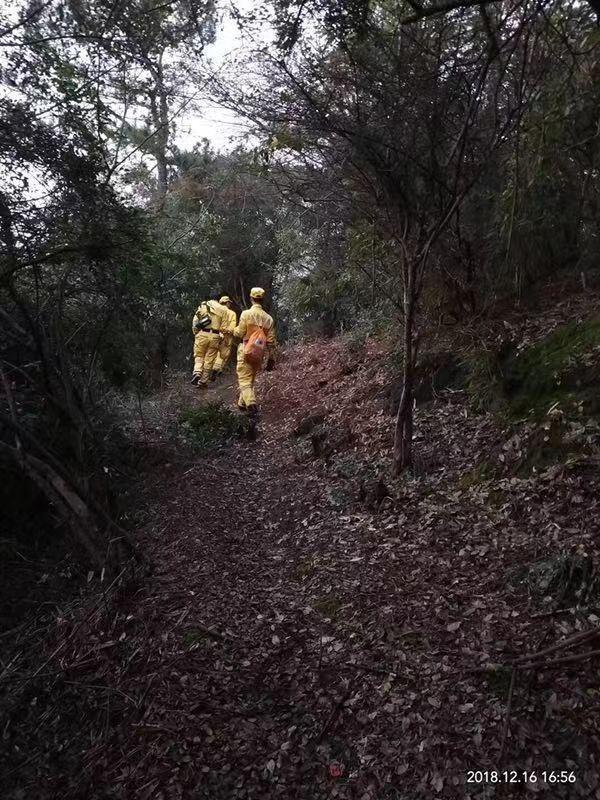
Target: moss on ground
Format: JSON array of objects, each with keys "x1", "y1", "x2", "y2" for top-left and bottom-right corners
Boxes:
[
  {"x1": 505, "y1": 318, "x2": 600, "y2": 418},
  {"x1": 458, "y1": 460, "x2": 496, "y2": 488},
  {"x1": 314, "y1": 595, "x2": 343, "y2": 618},
  {"x1": 463, "y1": 318, "x2": 600, "y2": 421}
]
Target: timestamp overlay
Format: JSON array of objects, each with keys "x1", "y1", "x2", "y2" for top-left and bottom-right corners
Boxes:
[{"x1": 466, "y1": 770, "x2": 577, "y2": 787}]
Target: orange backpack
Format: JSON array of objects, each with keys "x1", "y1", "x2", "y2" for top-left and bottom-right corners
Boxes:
[{"x1": 244, "y1": 327, "x2": 267, "y2": 366}]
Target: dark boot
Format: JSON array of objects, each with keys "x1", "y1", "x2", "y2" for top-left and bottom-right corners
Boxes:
[
  {"x1": 190, "y1": 374, "x2": 200, "y2": 385},
  {"x1": 210, "y1": 370, "x2": 219, "y2": 382}
]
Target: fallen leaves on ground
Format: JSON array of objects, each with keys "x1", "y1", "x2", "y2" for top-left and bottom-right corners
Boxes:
[{"x1": 2, "y1": 292, "x2": 600, "y2": 799}]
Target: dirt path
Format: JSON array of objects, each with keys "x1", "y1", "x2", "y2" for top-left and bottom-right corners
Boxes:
[{"x1": 92, "y1": 380, "x2": 362, "y2": 798}]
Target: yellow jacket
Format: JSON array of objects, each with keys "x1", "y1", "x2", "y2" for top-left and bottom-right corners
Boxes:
[
  {"x1": 192, "y1": 300, "x2": 228, "y2": 335},
  {"x1": 223, "y1": 306, "x2": 237, "y2": 335},
  {"x1": 234, "y1": 302, "x2": 276, "y2": 353}
]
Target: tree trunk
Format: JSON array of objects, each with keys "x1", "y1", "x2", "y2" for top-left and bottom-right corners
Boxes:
[
  {"x1": 393, "y1": 260, "x2": 416, "y2": 474},
  {"x1": 0, "y1": 405, "x2": 142, "y2": 576}
]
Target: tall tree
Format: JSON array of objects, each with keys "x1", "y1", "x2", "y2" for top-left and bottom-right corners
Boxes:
[
  {"x1": 97, "y1": 0, "x2": 217, "y2": 208},
  {"x1": 7, "y1": 1, "x2": 217, "y2": 208},
  {"x1": 223, "y1": 0, "x2": 534, "y2": 471}
]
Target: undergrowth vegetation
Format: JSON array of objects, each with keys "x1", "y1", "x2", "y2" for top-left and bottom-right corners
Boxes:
[
  {"x1": 464, "y1": 318, "x2": 600, "y2": 421},
  {"x1": 522, "y1": 551, "x2": 600, "y2": 607},
  {"x1": 179, "y1": 402, "x2": 250, "y2": 450},
  {"x1": 506, "y1": 318, "x2": 600, "y2": 418}
]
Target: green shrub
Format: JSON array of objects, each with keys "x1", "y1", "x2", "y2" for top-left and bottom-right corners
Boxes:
[
  {"x1": 179, "y1": 402, "x2": 248, "y2": 449},
  {"x1": 341, "y1": 328, "x2": 368, "y2": 355}
]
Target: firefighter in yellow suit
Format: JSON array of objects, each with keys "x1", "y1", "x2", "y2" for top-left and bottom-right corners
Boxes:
[
  {"x1": 191, "y1": 296, "x2": 228, "y2": 387},
  {"x1": 211, "y1": 296, "x2": 237, "y2": 380},
  {"x1": 234, "y1": 287, "x2": 276, "y2": 415}
]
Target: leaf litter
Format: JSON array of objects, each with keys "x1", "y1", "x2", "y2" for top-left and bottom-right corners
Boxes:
[{"x1": 2, "y1": 291, "x2": 600, "y2": 798}]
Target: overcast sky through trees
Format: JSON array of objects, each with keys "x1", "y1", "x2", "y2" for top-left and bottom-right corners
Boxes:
[{"x1": 178, "y1": 0, "x2": 269, "y2": 152}]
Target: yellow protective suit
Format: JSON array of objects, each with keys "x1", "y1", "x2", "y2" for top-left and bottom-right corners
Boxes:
[
  {"x1": 213, "y1": 306, "x2": 237, "y2": 374},
  {"x1": 234, "y1": 302, "x2": 276, "y2": 410},
  {"x1": 192, "y1": 300, "x2": 228, "y2": 385}
]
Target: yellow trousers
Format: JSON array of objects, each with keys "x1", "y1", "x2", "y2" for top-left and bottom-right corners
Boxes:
[
  {"x1": 213, "y1": 334, "x2": 233, "y2": 373},
  {"x1": 193, "y1": 332, "x2": 220, "y2": 384},
  {"x1": 236, "y1": 344, "x2": 261, "y2": 408}
]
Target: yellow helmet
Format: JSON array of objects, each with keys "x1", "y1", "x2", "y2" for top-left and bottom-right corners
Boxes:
[
  {"x1": 250, "y1": 287, "x2": 265, "y2": 299},
  {"x1": 219, "y1": 295, "x2": 232, "y2": 304}
]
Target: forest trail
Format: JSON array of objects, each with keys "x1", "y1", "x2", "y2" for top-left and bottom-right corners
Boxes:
[
  {"x1": 130, "y1": 384, "x2": 334, "y2": 793},
  {"x1": 5, "y1": 326, "x2": 600, "y2": 799},
  {"x1": 92, "y1": 368, "x2": 379, "y2": 798}
]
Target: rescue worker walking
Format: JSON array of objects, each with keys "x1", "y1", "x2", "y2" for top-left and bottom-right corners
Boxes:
[
  {"x1": 211, "y1": 296, "x2": 237, "y2": 381},
  {"x1": 234, "y1": 287, "x2": 276, "y2": 415},
  {"x1": 191, "y1": 295, "x2": 228, "y2": 388}
]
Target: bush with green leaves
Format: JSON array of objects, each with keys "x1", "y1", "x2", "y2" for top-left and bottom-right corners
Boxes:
[{"x1": 179, "y1": 402, "x2": 250, "y2": 450}]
